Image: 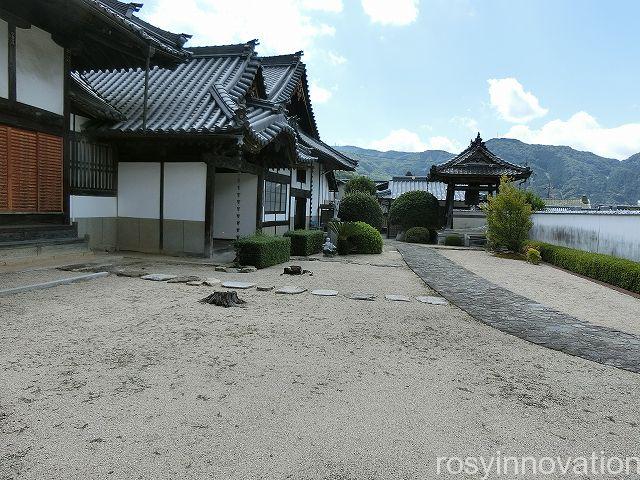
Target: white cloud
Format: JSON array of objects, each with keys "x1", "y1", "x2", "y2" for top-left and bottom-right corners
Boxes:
[
  {"x1": 504, "y1": 111, "x2": 640, "y2": 160},
  {"x1": 141, "y1": 0, "x2": 339, "y2": 54},
  {"x1": 488, "y1": 78, "x2": 548, "y2": 123},
  {"x1": 451, "y1": 116, "x2": 479, "y2": 133},
  {"x1": 361, "y1": 0, "x2": 419, "y2": 26},
  {"x1": 303, "y1": 0, "x2": 343, "y2": 12},
  {"x1": 327, "y1": 51, "x2": 348, "y2": 65},
  {"x1": 310, "y1": 82, "x2": 332, "y2": 104},
  {"x1": 369, "y1": 129, "x2": 458, "y2": 152}
]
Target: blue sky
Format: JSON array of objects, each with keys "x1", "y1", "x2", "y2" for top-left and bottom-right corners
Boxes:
[{"x1": 140, "y1": 0, "x2": 640, "y2": 159}]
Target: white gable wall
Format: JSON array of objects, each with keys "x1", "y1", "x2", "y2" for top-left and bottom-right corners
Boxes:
[
  {"x1": 16, "y1": 26, "x2": 64, "y2": 115},
  {"x1": 0, "y1": 20, "x2": 7, "y2": 99}
]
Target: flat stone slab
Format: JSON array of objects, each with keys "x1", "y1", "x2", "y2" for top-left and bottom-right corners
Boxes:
[
  {"x1": 186, "y1": 280, "x2": 205, "y2": 286},
  {"x1": 238, "y1": 266, "x2": 257, "y2": 273},
  {"x1": 256, "y1": 285, "x2": 274, "y2": 291},
  {"x1": 385, "y1": 294, "x2": 411, "y2": 302},
  {"x1": 349, "y1": 293, "x2": 376, "y2": 301},
  {"x1": 215, "y1": 266, "x2": 228, "y2": 272},
  {"x1": 416, "y1": 295, "x2": 449, "y2": 305},
  {"x1": 141, "y1": 273, "x2": 177, "y2": 282},
  {"x1": 221, "y1": 281, "x2": 255, "y2": 289},
  {"x1": 167, "y1": 275, "x2": 201, "y2": 284},
  {"x1": 203, "y1": 278, "x2": 222, "y2": 286},
  {"x1": 397, "y1": 243, "x2": 640, "y2": 375},
  {"x1": 311, "y1": 289, "x2": 339, "y2": 296},
  {"x1": 275, "y1": 286, "x2": 307, "y2": 295},
  {"x1": 114, "y1": 269, "x2": 147, "y2": 278}
]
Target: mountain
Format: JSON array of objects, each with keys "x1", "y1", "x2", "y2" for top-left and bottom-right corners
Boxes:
[{"x1": 336, "y1": 139, "x2": 640, "y2": 205}]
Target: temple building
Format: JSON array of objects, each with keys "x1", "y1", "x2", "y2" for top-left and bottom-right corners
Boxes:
[
  {"x1": 429, "y1": 133, "x2": 532, "y2": 228},
  {"x1": 0, "y1": 0, "x2": 356, "y2": 259}
]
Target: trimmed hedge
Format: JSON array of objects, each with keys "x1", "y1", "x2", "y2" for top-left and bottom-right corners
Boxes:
[
  {"x1": 234, "y1": 234, "x2": 291, "y2": 269},
  {"x1": 389, "y1": 190, "x2": 440, "y2": 231},
  {"x1": 284, "y1": 229, "x2": 324, "y2": 256},
  {"x1": 526, "y1": 241, "x2": 640, "y2": 294},
  {"x1": 444, "y1": 235, "x2": 463, "y2": 247},
  {"x1": 404, "y1": 226, "x2": 432, "y2": 244}
]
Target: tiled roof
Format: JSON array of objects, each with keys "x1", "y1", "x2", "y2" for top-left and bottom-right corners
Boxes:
[
  {"x1": 298, "y1": 131, "x2": 357, "y2": 171},
  {"x1": 70, "y1": 72, "x2": 125, "y2": 121},
  {"x1": 84, "y1": 0, "x2": 191, "y2": 63},
  {"x1": 380, "y1": 177, "x2": 465, "y2": 201},
  {"x1": 83, "y1": 41, "x2": 260, "y2": 134},
  {"x1": 431, "y1": 133, "x2": 531, "y2": 180}
]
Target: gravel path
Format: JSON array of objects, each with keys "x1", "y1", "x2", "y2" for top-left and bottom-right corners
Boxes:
[
  {"x1": 438, "y1": 247, "x2": 640, "y2": 336},
  {"x1": 1, "y1": 245, "x2": 640, "y2": 479}
]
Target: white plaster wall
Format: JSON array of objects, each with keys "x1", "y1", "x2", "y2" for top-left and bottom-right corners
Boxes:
[
  {"x1": 531, "y1": 212, "x2": 640, "y2": 262},
  {"x1": 16, "y1": 26, "x2": 64, "y2": 115},
  {"x1": 213, "y1": 173, "x2": 257, "y2": 239},
  {"x1": 0, "y1": 20, "x2": 8, "y2": 99},
  {"x1": 118, "y1": 163, "x2": 161, "y2": 219},
  {"x1": 163, "y1": 162, "x2": 206, "y2": 221},
  {"x1": 291, "y1": 166, "x2": 310, "y2": 190},
  {"x1": 70, "y1": 195, "x2": 117, "y2": 219}
]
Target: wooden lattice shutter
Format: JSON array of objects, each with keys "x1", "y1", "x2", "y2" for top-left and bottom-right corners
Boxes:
[
  {"x1": 0, "y1": 125, "x2": 7, "y2": 211},
  {"x1": 37, "y1": 132, "x2": 63, "y2": 212},
  {"x1": 7, "y1": 127, "x2": 38, "y2": 212}
]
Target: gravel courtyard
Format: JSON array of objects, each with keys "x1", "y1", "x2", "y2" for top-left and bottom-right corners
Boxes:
[{"x1": 2, "y1": 244, "x2": 640, "y2": 479}]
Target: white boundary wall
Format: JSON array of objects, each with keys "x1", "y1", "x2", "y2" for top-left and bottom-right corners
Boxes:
[{"x1": 531, "y1": 210, "x2": 640, "y2": 262}]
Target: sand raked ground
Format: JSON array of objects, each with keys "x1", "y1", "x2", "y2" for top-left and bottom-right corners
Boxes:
[{"x1": 1, "y1": 243, "x2": 640, "y2": 479}]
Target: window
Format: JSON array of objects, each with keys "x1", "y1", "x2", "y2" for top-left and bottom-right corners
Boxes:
[
  {"x1": 296, "y1": 168, "x2": 307, "y2": 184},
  {"x1": 0, "y1": 124, "x2": 63, "y2": 213},
  {"x1": 264, "y1": 181, "x2": 288, "y2": 214},
  {"x1": 70, "y1": 135, "x2": 117, "y2": 195}
]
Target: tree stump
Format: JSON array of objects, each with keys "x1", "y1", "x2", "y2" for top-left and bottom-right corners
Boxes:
[{"x1": 199, "y1": 291, "x2": 246, "y2": 307}]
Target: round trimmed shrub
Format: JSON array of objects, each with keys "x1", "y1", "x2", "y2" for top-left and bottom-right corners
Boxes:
[
  {"x1": 345, "y1": 176, "x2": 377, "y2": 195},
  {"x1": 404, "y1": 226, "x2": 432, "y2": 244},
  {"x1": 526, "y1": 247, "x2": 541, "y2": 265},
  {"x1": 389, "y1": 190, "x2": 440, "y2": 230},
  {"x1": 338, "y1": 192, "x2": 383, "y2": 229},
  {"x1": 349, "y1": 221, "x2": 383, "y2": 254}
]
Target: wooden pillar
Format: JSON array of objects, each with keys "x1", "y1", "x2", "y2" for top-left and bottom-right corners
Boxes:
[
  {"x1": 445, "y1": 183, "x2": 455, "y2": 229},
  {"x1": 256, "y1": 167, "x2": 264, "y2": 232},
  {"x1": 159, "y1": 160, "x2": 164, "y2": 251},
  {"x1": 204, "y1": 161, "x2": 216, "y2": 258},
  {"x1": 62, "y1": 48, "x2": 71, "y2": 225}
]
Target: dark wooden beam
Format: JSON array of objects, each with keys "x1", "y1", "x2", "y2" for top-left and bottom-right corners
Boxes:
[
  {"x1": 256, "y1": 168, "x2": 264, "y2": 232},
  {"x1": 62, "y1": 48, "x2": 71, "y2": 224},
  {"x1": 291, "y1": 187, "x2": 311, "y2": 199},
  {"x1": 159, "y1": 160, "x2": 164, "y2": 251},
  {"x1": 262, "y1": 220, "x2": 289, "y2": 228},
  {"x1": 8, "y1": 23, "x2": 16, "y2": 103},
  {"x1": 265, "y1": 171, "x2": 291, "y2": 184},
  {"x1": 204, "y1": 162, "x2": 216, "y2": 258},
  {"x1": 0, "y1": 98, "x2": 65, "y2": 133},
  {"x1": 203, "y1": 153, "x2": 261, "y2": 175}
]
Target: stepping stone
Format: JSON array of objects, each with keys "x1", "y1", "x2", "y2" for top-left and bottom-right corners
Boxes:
[
  {"x1": 186, "y1": 280, "x2": 205, "y2": 286},
  {"x1": 222, "y1": 281, "x2": 255, "y2": 289},
  {"x1": 215, "y1": 266, "x2": 228, "y2": 272},
  {"x1": 416, "y1": 295, "x2": 448, "y2": 305},
  {"x1": 114, "y1": 269, "x2": 147, "y2": 278},
  {"x1": 349, "y1": 293, "x2": 376, "y2": 301},
  {"x1": 311, "y1": 289, "x2": 338, "y2": 296},
  {"x1": 167, "y1": 275, "x2": 201, "y2": 284},
  {"x1": 238, "y1": 266, "x2": 257, "y2": 273},
  {"x1": 275, "y1": 286, "x2": 307, "y2": 295},
  {"x1": 257, "y1": 285, "x2": 274, "y2": 291},
  {"x1": 385, "y1": 294, "x2": 411, "y2": 302},
  {"x1": 141, "y1": 273, "x2": 177, "y2": 282},
  {"x1": 203, "y1": 278, "x2": 222, "y2": 286}
]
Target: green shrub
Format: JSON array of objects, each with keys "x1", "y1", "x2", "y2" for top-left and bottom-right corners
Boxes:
[
  {"x1": 234, "y1": 233, "x2": 290, "y2": 269},
  {"x1": 527, "y1": 241, "x2": 640, "y2": 294},
  {"x1": 389, "y1": 190, "x2": 440, "y2": 230},
  {"x1": 444, "y1": 235, "x2": 463, "y2": 247},
  {"x1": 524, "y1": 190, "x2": 546, "y2": 211},
  {"x1": 483, "y1": 176, "x2": 533, "y2": 252},
  {"x1": 404, "y1": 226, "x2": 432, "y2": 244},
  {"x1": 329, "y1": 221, "x2": 382, "y2": 255},
  {"x1": 525, "y1": 247, "x2": 541, "y2": 264},
  {"x1": 345, "y1": 176, "x2": 377, "y2": 195},
  {"x1": 284, "y1": 229, "x2": 324, "y2": 256},
  {"x1": 338, "y1": 191, "x2": 383, "y2": 229}
]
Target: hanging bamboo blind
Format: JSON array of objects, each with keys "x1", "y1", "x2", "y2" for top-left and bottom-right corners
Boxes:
[{"x1": 0, "y1": 124, "x2": 63, "y2": 213}]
